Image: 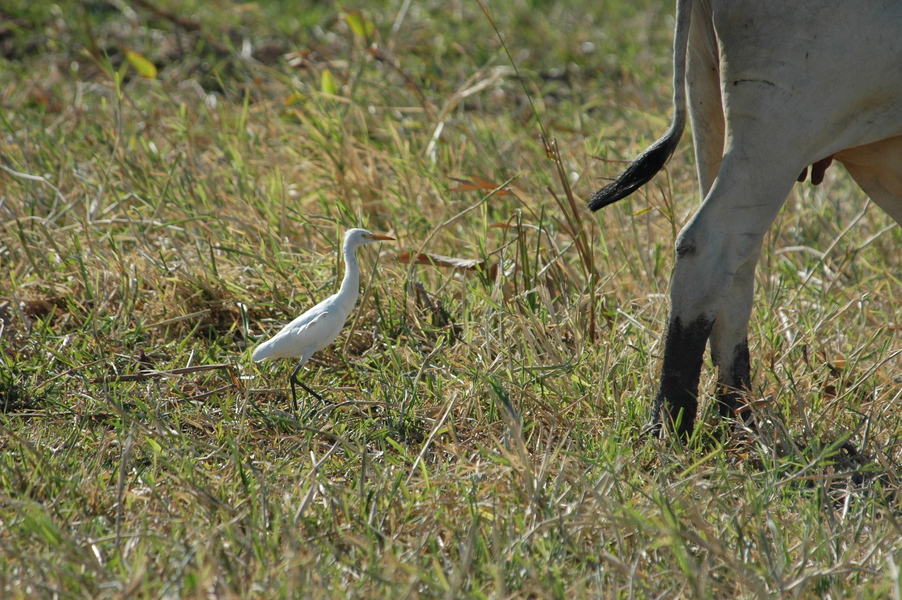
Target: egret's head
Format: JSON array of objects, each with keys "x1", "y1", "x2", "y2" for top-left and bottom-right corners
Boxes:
[{"x1": 344, "y1": 228, "x2": 395, "y2": 248}]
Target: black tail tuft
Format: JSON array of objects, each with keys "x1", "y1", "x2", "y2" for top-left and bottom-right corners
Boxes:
[
  {"x1": 588, "y1": 125, "x2": 682, "y2": 212},
  {"x1": 588, "y1": 0, "x2": 692, "y2": 213}
]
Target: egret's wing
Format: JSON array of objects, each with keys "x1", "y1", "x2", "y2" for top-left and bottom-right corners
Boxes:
[{"x1": 252, "y1": 307, "x2": 335, "y2": 362}]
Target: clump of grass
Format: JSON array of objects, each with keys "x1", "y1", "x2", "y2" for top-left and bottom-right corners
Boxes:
[{"x1": 1, "y1": 0, "x2": 900, "y2": 597}]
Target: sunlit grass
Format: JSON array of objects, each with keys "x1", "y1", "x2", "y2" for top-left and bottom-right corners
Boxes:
[{"x1": 1, "y1": 0, "x2": 901, "y2": 597}]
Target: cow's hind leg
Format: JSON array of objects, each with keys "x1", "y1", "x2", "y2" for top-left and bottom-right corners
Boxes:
[
  {"x1": 709, "y1": 243, "x2": 760, "y2": 421},
  {"x1": 655, "y1": 243, "x2": 760, "y2": 432},
  {"x1": 650, "y1": 153, "x2": 800, "y2": 439},
  {"x1": 685, "y1": 4, "x2": 755, "y2": 425}
]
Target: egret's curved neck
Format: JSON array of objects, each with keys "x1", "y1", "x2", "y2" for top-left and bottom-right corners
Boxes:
[{"x1": 338, "y1": 242, "x2": 361, "y2": 302}]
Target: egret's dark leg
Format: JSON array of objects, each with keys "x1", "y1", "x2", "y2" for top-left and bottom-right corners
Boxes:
[
  {"x1": 288, "y1": 363, "x2": 301, "y2": 412},
  {"x1": 297, "y1": 381, "x2": 325, "y2": 404},
  {"x1": 289, "y1": 362, "x2": 325, "y2": 413}
]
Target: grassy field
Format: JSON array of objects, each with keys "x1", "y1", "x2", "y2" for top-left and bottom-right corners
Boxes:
[{"x1": 2, "y1": 0, "x2": 901, "y2": 597}]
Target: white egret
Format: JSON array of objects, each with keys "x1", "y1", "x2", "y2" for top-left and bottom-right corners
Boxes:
[{"x1": 252, "y1": 228, "x2": 395, "y2": 411}]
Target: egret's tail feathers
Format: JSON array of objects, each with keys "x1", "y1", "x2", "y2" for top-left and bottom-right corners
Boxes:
[{"x1": 251, "y1": 343, "x2": 273, "y2": 362}]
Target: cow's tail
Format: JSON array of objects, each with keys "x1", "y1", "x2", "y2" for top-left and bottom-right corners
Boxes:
[{"x1": 588, "y1": 0, "x2": 692, "y2": 212}]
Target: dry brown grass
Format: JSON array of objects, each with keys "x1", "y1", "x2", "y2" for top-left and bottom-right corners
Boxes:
[{"x1": 1, "y1": 0, "x2": 901, "y2": 597}]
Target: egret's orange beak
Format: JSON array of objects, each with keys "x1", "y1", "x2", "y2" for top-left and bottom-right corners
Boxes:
[{"x1": 363, "y1": 234, "x2": 395, "y2": 241}]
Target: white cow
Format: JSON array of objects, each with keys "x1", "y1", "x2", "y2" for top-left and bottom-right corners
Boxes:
[{"x1": 589, "y1": 0, "x2": 902, "y2": 438}]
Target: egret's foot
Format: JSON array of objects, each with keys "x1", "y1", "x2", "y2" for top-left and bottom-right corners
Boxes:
[
  {"x1": 300, "y1": 389, "x2": 335, "y2": 421},
  {"x1": 641, "y1": 420, "x2": 663, "y2": 439},
  {"x1": 296, "y1": 380, "x2": 327, "y2": 405},
  {"x1": 288, "y1": 373, "x2": 330, "y2": 416}
]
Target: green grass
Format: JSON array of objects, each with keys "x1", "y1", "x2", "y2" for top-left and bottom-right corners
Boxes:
[{"x1": 1, "y1": 0, "x2": 901, "y2": 597}]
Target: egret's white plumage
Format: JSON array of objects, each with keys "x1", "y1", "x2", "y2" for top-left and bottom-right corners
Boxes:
[{"x1": 253, "y1": 228, "x2": 394, "y2": 410}]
